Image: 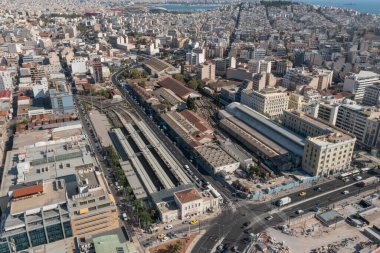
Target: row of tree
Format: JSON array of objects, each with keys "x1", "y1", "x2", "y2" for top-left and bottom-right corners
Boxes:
[{"x1": 105, "y1": 146, "x2": 153, "y2": 227}]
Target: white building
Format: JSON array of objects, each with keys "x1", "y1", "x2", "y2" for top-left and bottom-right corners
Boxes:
[
  {"x1": 0, "y1": 69, "x2": 13, "y2": 90},
  {"x1": 343, "y1": 71, "x2": 380, "y2": 102},
  {"x1": 186, "y1": 48, "x2": 205, "y2": 67},
  {"x1": 198, "y1": 63, "x2": 216, "y2": 81},
  {"x1": 248, "y1": 59, "x2": 272, "y2": 74},
  {"x1": 71, "y1": 58, "x2": 88, "y2": 75},
  {"x1": 241, "y1": 88, "x2": 289, "y2": 119}
]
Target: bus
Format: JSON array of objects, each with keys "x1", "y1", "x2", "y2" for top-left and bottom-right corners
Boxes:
[{"x1": 338, "y1": 169, "x2": 360, "y2": 179}]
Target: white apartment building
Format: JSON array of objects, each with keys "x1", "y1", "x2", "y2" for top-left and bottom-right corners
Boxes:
[
  {"x1": 248, "y1": 59, "x2": 272, "y2": 74},
  {"x1": 335, "y1": 102, "x2": 380, "y2": 149},
  {"x1": 0, "y1": 69, "x2": 13, "y2": 90},
  {"x1": 198, "y1": 63, "x2": 216, "y2": 81},
  {"x1": 241, "y1": 88, "x2": 289, "y2": 119},
  {"x1": 283, "y1": 68, "x2": 333, "y2": 91},
  {"x1": 186, "y1": 48, "x2": 205, "y2": 67},
  {"x1": 362, "y1": 84, "x2": 380, "y2": 106},
  {"x1": 343, "y1": 71, "x2": 380, "y2": 102},
  {"x1": 213, "y1": 57, "x2": 236, "y2": 76},
  {"x1": 71, "y1": 57, "x2": 88, "y2": 75}
]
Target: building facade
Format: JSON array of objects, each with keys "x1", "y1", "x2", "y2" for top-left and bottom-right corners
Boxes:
[{"x1": 241, "y1": 88, "x2": 289, "y2": 119}]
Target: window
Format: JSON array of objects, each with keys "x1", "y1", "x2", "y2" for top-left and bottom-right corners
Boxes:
[
  {"x1": 29, "y1": 228, "x2": 47, "y2": 247},
  {"x1": 63, "y1": 221, "x2": 73, "y2": 238},
  {"x1": 46, "y1": 224, "x2": 64, "y2": 243},
  {"x1": 99, "y1": 196, "x2": 106, "y2": 201},
  {"x1": 8, "y1": 232, "x2": 29, "y2": 251},
  {"x1": 88, "y1": 199, "x2": 95, "y2": 204}
]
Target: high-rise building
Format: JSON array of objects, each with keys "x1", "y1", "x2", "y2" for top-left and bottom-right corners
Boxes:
[
  {"x1": 335, "y1": 102, "x2": 380, "y2": 149},
  {"x1": 91, "y1": 58, "x2": 103, "y2": 83},
  {"x1": 343, "y1": 71, "x2": 380, "y2": 102},
  {"x1": 248, "y1": 60, "x2": 272, "y2": 74},
  {"x1": 252, "y1": 72, "x2": 276, "y2": 91},
  {"x1": 362, "y1": 83, "x2": 380, "y2": 106},
  {"x1": 198, "y1": 63, "x2": 216, "y2": 81}
]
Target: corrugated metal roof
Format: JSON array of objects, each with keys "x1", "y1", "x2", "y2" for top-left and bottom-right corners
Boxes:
[{"x1": 13, "y1": 184, "x2": 43, "y2": 198}]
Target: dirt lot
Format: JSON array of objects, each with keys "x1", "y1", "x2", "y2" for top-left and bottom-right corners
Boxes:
[
  {"x1": 149, "y1": 234, "x2": 197, "y2": 253},
  {"x1": 266, "y1": 192, "x2": 380, "y2": 253}
]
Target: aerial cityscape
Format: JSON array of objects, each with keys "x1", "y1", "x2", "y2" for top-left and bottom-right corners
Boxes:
[{"x1": 0, "y1": 0, "x2": 379, "y2": 253}]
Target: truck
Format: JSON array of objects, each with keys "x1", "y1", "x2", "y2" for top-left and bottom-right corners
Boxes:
[
  {"x1": 356, "y1": 176, "x2": 379, "y2": 187},
  {"x1": 276, "y1": 196, "x2": 292, "y2": 207}
]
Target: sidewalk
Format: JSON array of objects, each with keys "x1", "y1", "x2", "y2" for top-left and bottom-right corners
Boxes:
[
  {"x1": 251, "y1": 177, "x2": 332, "y2": 203},
  {"x1": 185, "y1": 230, "x2": 206, "y2": 253}
]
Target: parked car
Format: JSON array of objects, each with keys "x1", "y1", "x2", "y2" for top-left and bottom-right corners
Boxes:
[{"x1": 164, "y1": 225, "x2": 173, "y2": 230}]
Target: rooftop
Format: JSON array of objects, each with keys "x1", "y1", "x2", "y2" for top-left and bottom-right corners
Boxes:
[
  {"x1": 174, "y1": 188, "x2": 202, "y2": 204},
  {"x1": 157, "y1": 77, "x2": 193, "y2": 99},
  {"x1": 10, "y1": 179, "x2": 67, "y2": 215},
  {"x1": 195, "y1": 143, "x2": 239, "y2": 169}
]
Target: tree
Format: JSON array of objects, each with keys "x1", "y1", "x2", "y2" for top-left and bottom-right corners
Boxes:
[
  {"x1": 186, "y1": 98, "x2": 195, "y2": 110},
  {"x1": 172, "y1": 73, "x2": 185, "y2": 83},
  {"x1": 138, "y1": 80, "x2": 146, "y2": 88},
  {"x1": 139, "y1": 210, "x2": 153, "y2": 227},
  {"x1": 168, "y1": 241, "x2": 183, "y2": 253},
  {"x1": 188, "y1": 79, "x2": 199, "y2": 90}
]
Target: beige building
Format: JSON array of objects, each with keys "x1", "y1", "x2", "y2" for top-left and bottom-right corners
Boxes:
[
  {"x1": 241, "y1": 88, "x2": 289, "y2": 119},
  {"x1": 68, "y1": 167, "x2": 119, "y2": 238},
  {"x1": 282, "y1": 111, "x2": 356, "y2": 176},
  {"x1": 153, "y1": 186, "x2": 221, "y2": 223},
  {"x1": 288, "y1": 92, "x2": 304, "y2": 111},
  {"x1": 303, "y1": 133, "x2": 356, "y2": 176},
  {"x1": 198, "y1": 62, "x2": 216, "y2": 81},
  {"x1": 252, "y1": 72, "x2": 276, "y2": 91}
]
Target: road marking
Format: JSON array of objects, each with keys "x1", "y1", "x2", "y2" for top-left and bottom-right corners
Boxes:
[{"x1": 269, "y1": 181, "x2": 359, "y2": 214}]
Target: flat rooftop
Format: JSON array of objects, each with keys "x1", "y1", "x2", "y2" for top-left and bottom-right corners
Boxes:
[
  {"x1": 10, "y1": 180, "x2": 67, "y2": 215},
  {"x1": 0, "y1": 137, "x2": 94, "y2": 198},
  {"x1": 195, "y1": 143, "x2": 238, "y2": 169}
]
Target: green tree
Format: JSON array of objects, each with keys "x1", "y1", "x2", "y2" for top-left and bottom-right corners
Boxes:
[
  {"x1": 186, "y1": 98, "x2": 195, "y2": 110},
  {"x1": 139, "y1": 210, "x2": 153, "y2": 227},
  {"x1": 168, "y1": 241, "x2": 183, "y2": 253},
  {"x1": 138, "y1": 80, "x2": 146, "y2": 88},
  {"x1": 188, "y1": 79, "x2": 199, "y2": 90},
  {"x1": 172, "y1": 73, "x2": 185, "y2": 83}
]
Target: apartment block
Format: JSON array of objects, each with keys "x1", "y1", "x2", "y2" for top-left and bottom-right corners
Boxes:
[
  {"x1": 198, "y1": 62, "x2": 216, "y2": 81},
  {"x1": 343, "y1": 71, "x2": 380, "y2": 102}
]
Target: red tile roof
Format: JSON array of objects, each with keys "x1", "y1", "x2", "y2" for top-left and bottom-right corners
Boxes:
[
  {"x1": 13, "y1": 184, "x2": 43, "y2": 198},
  {"x1": 180, "y1": 110, "x2": 213, "y2": 133},
  {"x1": 0, "y1": 90, "x2": 11, "y2": 98},
  {"x1": 174, "y1": 188, "x2": 202, "y2": 204},
  {"x1": 158, "y1": 77, "x2": 193, "y2": 99}
]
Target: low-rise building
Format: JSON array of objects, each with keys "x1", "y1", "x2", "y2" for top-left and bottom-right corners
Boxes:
[{"x1": 195, "y1": 143, "x2": 240, "y2": 174}]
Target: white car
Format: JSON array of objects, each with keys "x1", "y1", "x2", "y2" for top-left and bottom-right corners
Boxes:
[
  {"x1": 160, "y1": 236, "x2": 169, "y2": 242},
  {"x1": 296, "y1": 209, "x2": 304, "y2": 215},
  {"x1": 354, "y1": 176, "x2": 362, "y2": 181},
  {"x1": 164, "y1": 225, "x2": 173, "y2": 230},
  {"x1": 342, "y1": 190, "x2": 350, "y2": 195}
]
